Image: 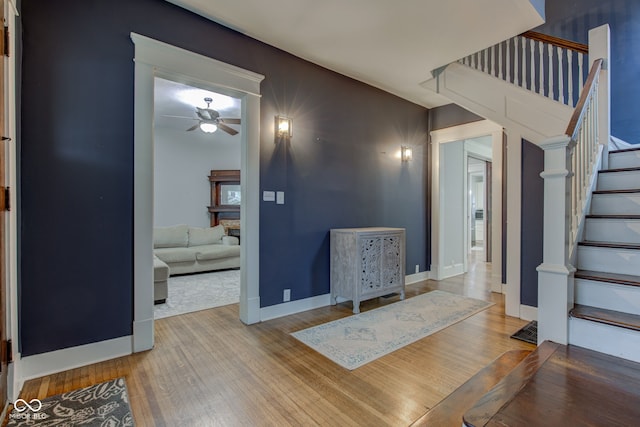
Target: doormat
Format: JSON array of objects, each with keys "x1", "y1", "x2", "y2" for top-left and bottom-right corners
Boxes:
[
  {"x1": 292, "y1": 290, "x2": 493, "y2": 370},
  {"x1": 510, "y1": 320, "x2": 538, "y2": 344},
  {"x1": 7, "y1": 377, "x2": 134, "y2": 426}
]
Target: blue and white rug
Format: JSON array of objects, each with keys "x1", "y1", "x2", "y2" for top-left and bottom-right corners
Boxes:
[
  {"x1": 291, "y1": 290, "x2": 493, "y2": 370},
  {"x1": 154, "y1": 269, "x2": 240, "y2": 319}
]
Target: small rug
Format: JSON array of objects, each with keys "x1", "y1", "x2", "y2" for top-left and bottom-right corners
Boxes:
[
  {"x1": 292, "y1": 290, "x2": 493, "y2": 370},
  {"x1": 511, "y1": 320, "x2": 538, "y2": 344},
  {"x1": 7, "y1": 377, "x2": 133, "y2": 426},
  {"x1": 154, "y1": 269, "x2": 240, "y2": 319}
]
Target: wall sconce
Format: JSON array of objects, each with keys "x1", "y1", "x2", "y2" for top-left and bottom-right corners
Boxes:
[
  {"x1": 276, "y1": 115, "x2": 292, "y2": 138},
  {"x1": 401, "y1": 146, "x2": 413, "y2": 162}
]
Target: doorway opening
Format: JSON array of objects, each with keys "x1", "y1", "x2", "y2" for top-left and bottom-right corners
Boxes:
[{"x1": 430, "y1": 120, "x2": 504, "y2": 293}]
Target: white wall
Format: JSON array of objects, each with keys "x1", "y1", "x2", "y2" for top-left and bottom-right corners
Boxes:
[
  {"x1": 441, "y1": 140, "x2": 465, "y2": 273},
  {"x1": 154, "y1": 128, "x2": 241, "y2": 227}
]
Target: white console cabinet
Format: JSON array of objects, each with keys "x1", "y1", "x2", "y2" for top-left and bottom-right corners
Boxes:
[{"x1": 330, "y1": 227, "x2": 406, "y2": 313}]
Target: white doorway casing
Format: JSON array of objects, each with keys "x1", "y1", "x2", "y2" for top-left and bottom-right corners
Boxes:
[
  {"x1": 131, "y1": 34, "x2": 264, "y2": 351},
  {"x1": 430, "y1": 120, "x2": 503, "y2": 293}
]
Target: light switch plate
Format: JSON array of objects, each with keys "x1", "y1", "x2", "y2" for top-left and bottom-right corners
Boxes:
[
  {"x1": 263, "y1": 191, "x2": 275, "y2": 202},
  {"x1": 276, "y1": 191, "x2": 285, "y2": 205}
]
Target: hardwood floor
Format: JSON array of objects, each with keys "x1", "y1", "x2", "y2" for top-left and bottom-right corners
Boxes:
[{"x1": 13, "y1": 257, "x2": 533, "y2": 426}]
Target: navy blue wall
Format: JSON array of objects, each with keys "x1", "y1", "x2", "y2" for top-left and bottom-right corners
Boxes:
[
  {"x1": 520, "y1": 140, "x2": 544, "y2": 307},
  {"x1": 19, "y1": 0, "x2": 429, "y2": 355},
  {"x1": 537, "y1": 0, "x2": 640, "y2": 144}
]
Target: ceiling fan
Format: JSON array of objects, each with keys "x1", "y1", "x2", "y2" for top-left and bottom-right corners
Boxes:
[{"x1": 170, "y1": 97, "x2": 241, "y2": 136}]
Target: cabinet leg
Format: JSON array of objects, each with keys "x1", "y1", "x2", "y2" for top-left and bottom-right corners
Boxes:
[
  {"x1": 400, "y1": 289, "x2": 405, "y2": 300},
  {"x1": 330, "y1": 294, "x2": 337, "y2": 305},
  {"x1": 353, "y1": 302, "x2": 360, "y2": 314}
]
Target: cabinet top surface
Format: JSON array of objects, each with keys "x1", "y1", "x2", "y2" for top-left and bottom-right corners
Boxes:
[{"x1": 330, "y1": 227, "x2": 405, "y2": 233}]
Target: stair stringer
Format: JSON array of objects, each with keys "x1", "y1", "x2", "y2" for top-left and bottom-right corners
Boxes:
[{"x1": 422, "y1": 62, "x2": 574, "y2": 144}]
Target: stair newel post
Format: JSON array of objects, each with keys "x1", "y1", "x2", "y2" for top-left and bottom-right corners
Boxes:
[
  {"x1": 537, "y1": 135, "x2": 577, "y2": 345},
  {"x1": 589, "y1": 24, "x2": 610, "y2": 169}
]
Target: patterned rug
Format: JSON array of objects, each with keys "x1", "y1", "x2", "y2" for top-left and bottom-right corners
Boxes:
[
  {"x1": 7, "y1": 378, "x2": 133, "y2": 426},
  {"x1": 511, "y1": 320, "x2": 538, "y2": 344},
  {"x1": 154, "y1": 269, "x2": 240, "y2": 319},
  {"x1": 292, "y1": 290, "x2": 493, "y2": 370}
]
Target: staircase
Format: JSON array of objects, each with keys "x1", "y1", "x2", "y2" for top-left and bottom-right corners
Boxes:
[{"x1": 569, "y1": 146, "x2": 640, "y2": 362}]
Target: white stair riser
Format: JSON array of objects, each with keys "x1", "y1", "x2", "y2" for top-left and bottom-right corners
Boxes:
[
  {"x1": 575, "y1": 278, "x2": 640, "y2": 314},
  {"x1": 577, "y1": 246, "x2": 640, "y2": 276},
  {"x1": 569, "y1": 317, "x2": 640, "y2": 364},
  {"x1": 609, "y1": 151, "x2": 640, "y2": 169},
  {"x1": 584, "y1": 218, "x2": 640, "y2": 244},
  {"x1": 591, "y1": 193, "x2": 640, "y2": 215},
  {"x1": 597, "y1": 170, "x2": 640, "y2": 191}
]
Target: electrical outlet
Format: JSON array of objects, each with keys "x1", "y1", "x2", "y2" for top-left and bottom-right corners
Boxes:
[
  {"x1": 283, "y1": 289, "x2": 291, "y2": 302},
  {"x1": 415, "y1": 264, "x2": 419, "y2": 274}
]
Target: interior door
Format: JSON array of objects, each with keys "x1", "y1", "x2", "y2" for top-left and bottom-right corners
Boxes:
[{"x1": 0, "y1": 0, "x2": 9, "y2": 407}]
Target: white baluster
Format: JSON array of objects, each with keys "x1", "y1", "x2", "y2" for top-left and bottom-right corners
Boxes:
[
  {"x1": 557, "y1": 46, "x2": 565, "y2": 104},
  {"x1": 529, "y1": 38, "x2": 534, "y2": 91},
  {"x1": 538, "y1": 41, "x2": 544, "y2": 95},
  {"x1": 491, "y1": 45, "x2": 496, "y2": 76},
  {"x1": 506, "y1": 38, "x2": 511, "y2": 83},
  {"x1": 567, "y1": 50, "x2": 574, "y2": 106},
  {"x1": 578, "y1": 52, "x2": 584, "y2": 94},
  {"x1": 548, "y1": 45, "x2": 554, "y2": 99},
  {"x1": 514, "y1": 37, "x2": 520, "y2": 86},
  {"x1": 498, "y1": 42, "x2": 503, "y2": 80},
  {"x1": 522, "y1": 36, "x2": 527, "y2": 88},
  {"x1": 484, "y1": 48, "x2": 488, "y2": 73}
]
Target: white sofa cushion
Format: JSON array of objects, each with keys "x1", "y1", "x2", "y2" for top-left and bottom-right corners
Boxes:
[
  {"x1": 195, "y1": 245, "x2": 241, "y2": 261},
  {"x1": 188, "y1": 225, "x2": 225, "y2": 247},
  {"x1": 154, "y1": 224, "x2": 188, "y2": 248},
  {"x1": 154, "y1": 247, "x2": 198, "y2": 263}
]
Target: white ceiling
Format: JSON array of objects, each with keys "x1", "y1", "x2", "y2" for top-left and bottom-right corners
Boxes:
[{"x1": 165, "y1": 0, "x2": 545, "y2": 108}]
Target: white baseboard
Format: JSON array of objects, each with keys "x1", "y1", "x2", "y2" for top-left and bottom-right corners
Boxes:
[
  {"x1": 260, "y1": 294, "x2": 331, "y2": 322},
  {"x1": 439, "y1": 263, "x2": 465, "y2": 280},
  {"x1": 520, "y1": 304, "x2": 538, "y2": 321},
  {"x1": 19, "y1": 336, "x2": 133, "y2": 384},
  {"x1": 133, "y1": 318, "x2": 154, "y2": 352},
  {"x1": 405, "y1": 271, "x2": 431, "y2": 285},
  {"x1": 491, "y1": 282, "x2": 506, "y2": 294}
]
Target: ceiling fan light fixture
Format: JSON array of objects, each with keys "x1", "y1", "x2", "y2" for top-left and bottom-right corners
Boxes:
[{"x1": 200, "y1": 122, "x2": 218, "y2": 133}]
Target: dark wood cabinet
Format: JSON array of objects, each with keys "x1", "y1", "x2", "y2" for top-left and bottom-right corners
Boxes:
[{"x1": 208, "y1": 170, "x2": 240, "y2": 227}]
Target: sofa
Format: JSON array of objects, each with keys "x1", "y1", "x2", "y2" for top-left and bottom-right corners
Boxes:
[{"x1": 153, "y1": 224, "x2": 240, "y2": 303}]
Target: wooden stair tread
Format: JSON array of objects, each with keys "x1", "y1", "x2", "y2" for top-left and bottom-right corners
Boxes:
[
  {"x1": 464, "y1": 342, "x2": 640, "y2": 426},
  {"x1": 578, "y1": 241, "x2": 640, "y2": 250},
  {"x1": 610, "y1": 146, "x2": 640, "y2": 154},
  {"x1": 575, "y1": 269, "x2": 640, "y2": 287},
  {"x1": 570, "y1": 304, "x2": 640, "y2": 331},
  {"x1": 592, "y1": 188, "x2": 640, "y2": 194},
  {"x1": 410, "y1": 350, "x2": 531, "y2": 427},
  {"x1": 462, "y1": 341, "x2": 560, "y2": 427},
  {"x1": 586, "y1": 214, "x2": 640, "y2": 219},
  {"x1": 599, "y1": 166, "x2": 640, "y2": 173}
]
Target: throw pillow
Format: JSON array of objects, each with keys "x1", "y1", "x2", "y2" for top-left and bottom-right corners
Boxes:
[
  {"x1": 188, "y1": 225, "x2": 225, "y2": 246},
  {"x1": 153, "y1": 224, "x2": 189, "y2": 248}
]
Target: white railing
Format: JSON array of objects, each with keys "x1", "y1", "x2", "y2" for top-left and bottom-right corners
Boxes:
[
  {"x1": 537, "y1": 24, "x2": 610, "y2": 346},
  {"x1": 458, "y1": 31, "x2": 589, "y2": 108}
]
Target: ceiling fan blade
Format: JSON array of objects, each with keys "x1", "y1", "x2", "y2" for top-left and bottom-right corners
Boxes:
[
  {"x1": 186, "y1": 124, "x2": 199, "y2": 131},
  {"x1": 218, "y1": 123, "x2": 239, "y2": 136},
  {"x1": 161, "y1": 114, "x2": 197, "y2": 120},
  {"x1": 219, "y1": 118, "x2": 241, "y2": 124}
]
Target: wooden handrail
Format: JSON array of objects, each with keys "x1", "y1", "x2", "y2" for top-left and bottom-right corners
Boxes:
[
  {"x1": 566, "y1": 58, "x2": 603, "y2": 138},
  {"x1": 521, "y1": 31, "x2": 589, "y2": 54}
]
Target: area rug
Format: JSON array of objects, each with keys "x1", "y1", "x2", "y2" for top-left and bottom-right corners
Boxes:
[
  {"x1": 7, "y1": 377, "x2": 133, "y2": 426},
  {"x1": 291, "y1": 290, "x2": 493, "y2": 370},
  {"x1": 511, "y1": 320, "x2": 538, "y2": 344},
  {"x1": 154, "y1": 269, "x2": 240, "y2": 319}
]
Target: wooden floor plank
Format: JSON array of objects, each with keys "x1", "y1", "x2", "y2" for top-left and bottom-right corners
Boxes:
[{"x1": 7, "y1": 255, "x2": 534, "y2": 426}]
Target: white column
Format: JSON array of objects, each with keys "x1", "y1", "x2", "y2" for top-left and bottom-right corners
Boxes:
[
  {"x1": 537, "y1": 135, "x2": 576, "y2": 345},
  {"x1": 505, "y1": 129, "x2": 521, "y2": 318},
  {"x1": 589, "y1": 24, "x2": 610, "y2": 168}
]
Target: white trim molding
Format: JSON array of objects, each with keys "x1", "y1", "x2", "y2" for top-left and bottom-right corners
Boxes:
[
  {"x1": 260, "y1": 295, "x2": 331, "y2": 322},
  {"x1": 131, "y1": 33, "x2": 265, "y2": 351},
  {"x1": 520, "y1": 305, "x2": 538, "y2": 322},
  {"x1": 18, "y1": 336, "x2": 133, "y2": 391}
]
